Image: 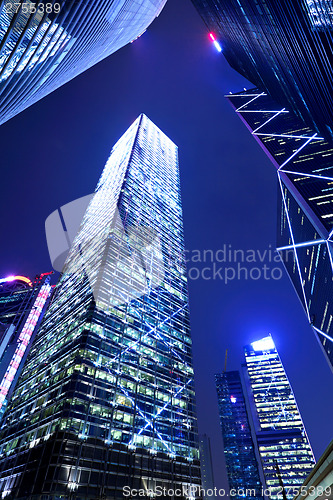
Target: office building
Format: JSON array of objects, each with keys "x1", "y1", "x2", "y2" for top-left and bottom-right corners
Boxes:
[
  {"x1": 0, "y1": 0, "x2": 166, "y2": 125},
  {"x1": 244, "y1": 336, "x2": 315, "y2": 499},
  {"x1": 190, "y1": 0, "x2": 333, "y2": 139},
  {"x1": 215, "y1": 371, "x2": 263, "y2": 500},
  {"x1": 0, "y1": 115, "x2": 201, "y2": 499},
  {"x1": 293, "y1": 439, "x2": 333, "y2": 500},
  {"x1": 0, "y1": 274, "x2": 53, "y2": 419},
  {"x1": 225, "y1": 88, "x2": 333, "y2": 369}
]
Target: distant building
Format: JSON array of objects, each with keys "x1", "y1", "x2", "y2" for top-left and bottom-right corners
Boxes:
[
  {"x1": 215, "y1": 370, "x2": 263, "y2": 500},
  {"x1": 199, "y1": 434, "x2": 216, "y2": 499},
  {"x1": 0, "y1": 274, "x2": 52, "y2": 419},
  {"x1": 0, "y1": 0, "x2": 166, "y2": 125},
  {"x1": 244, "y1": 336, "x2": 315, "y2": 499}
]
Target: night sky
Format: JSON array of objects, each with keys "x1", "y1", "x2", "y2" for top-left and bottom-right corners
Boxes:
[{"x1": 0, "y1": 0, "x2": 332, "y2": 489}]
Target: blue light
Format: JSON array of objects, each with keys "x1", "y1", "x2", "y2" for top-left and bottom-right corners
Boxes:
[{"x1": 213, "y1": 40, "x2": 222, "y2": 53}]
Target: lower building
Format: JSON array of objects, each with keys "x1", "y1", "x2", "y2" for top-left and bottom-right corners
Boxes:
[
  {"x1": 293, "y1": 439, "x2": 333, "y2": 500},
  {"x1": 244, "y1": 336, "x2": 316, "y2": 499},
  {"x1": 0, "y1": 274, "x2": 53, "y2": 420},
  {"x1": 215, "y1": 371, "x2": 263, "y2": 500}
]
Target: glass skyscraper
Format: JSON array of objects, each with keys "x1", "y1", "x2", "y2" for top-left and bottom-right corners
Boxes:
[
  {"x1": 0, "y1": 0, "x2": 166, "y2": 125},
  {"x1": 244, "y1": 336, "x2": 315, "y2": 499},
  {"x1": 190, "y1": 0, "x2": 333, "y2": 139},
  {"x1": 215, "y1": 371, "x2": 263, "y2": 500},
  {"x1": 225, "y1": 88, "x2": 333, "y2": 369},
  {"x1": 0, "y1": 115, "x2": 201, "y2": 499}
]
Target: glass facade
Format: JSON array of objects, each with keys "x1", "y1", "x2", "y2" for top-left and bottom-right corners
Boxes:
[
  {"x1": 244, "y1": 336, "x2": 315, "y2": 499},
  {"x1": 215, "y1": 371, "x2": 263, "y2": 500},
  {"x1": 226, "y1": 88, "x2": 333, "y2": 369},
  {"x1": 0, "y1": 274, "x2": 52, "y2": 420},
  {"x1": 0, "y1": 0, "x2": 166, "y2": 125},
  {"x1": 191, "y1": 0, "x2": 333, "y2": 139},
  {"x1": 304, "y1": 1, "x2": 333, "y2": 29},
  {"x1": 0, "y1": 115, "x2": 201, "y2": 499}
]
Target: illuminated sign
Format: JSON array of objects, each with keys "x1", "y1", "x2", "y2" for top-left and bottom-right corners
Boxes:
[{"x1": 0, "y1": 275, "x2": 32, "y2": 286}]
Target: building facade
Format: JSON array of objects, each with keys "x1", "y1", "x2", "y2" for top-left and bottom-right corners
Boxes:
[
  {"x1": 0, "y1": 274, "x2": 53, "y2": 420},
  {"x1": 293, "y1": 439, "x2": 333, "y2": 500},
  {"x1": 244, "y1": 336, "x2": 315, "y2": 500},
  {"x1": 225, "y1": 88, "x2": 333, "y2": 369},
  {"x1": 0, "y1": 0, "x2": 166, "y2": 125},
  {"x1": 190, "y1": 0, "x2": 333, "y2": 139},
  {"x1": 215, "y1": 371, "x2": 263, "y2": 500},
  {"x1": 0, "y1": 115, "x2": 201, "y2": 499}
]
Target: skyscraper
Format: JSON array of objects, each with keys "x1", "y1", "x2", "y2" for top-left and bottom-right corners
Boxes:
[
  {"x1": 0, "y1": 0, "x2": 166, "y2": 125},
  {"x1": 0, "y1": 273, "x2": 53, "y2": 420},
  {"x1": 0, "y1": 115, "x2": 201, "y2": 499},
  {"x1": 190, "y1": 0, "x2": 333, "y2": 139},
  {"x1": 191, "y1": 0, "x2": 333, "y2": 371},
  {"x1": 244, "y1": 336, "x2": 315, "y2": 499},
  {"x1": 225, "y1": 88, "x2": 333, "y2": 369},
  {"x1": 215, "y1": 371, "x2": 263, "y2": 500}
]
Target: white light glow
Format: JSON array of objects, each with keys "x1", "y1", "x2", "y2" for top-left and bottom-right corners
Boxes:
[
  {"x1": 213, "y1": 40, "x2": 222, "y2": 52},
  {"x1": 251, "y1": 336, "x2": 275, "y2": 352}
]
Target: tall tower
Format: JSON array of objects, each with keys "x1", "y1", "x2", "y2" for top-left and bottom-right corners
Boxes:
[
  {"x1": 215, "y1": 371, "x2": 263, "y2": 500},
  {"x1": 0, "y1": 0, "x2": 166, "y2": 125},
  {"x1": 0, "y1": 115, "x2": 201, "y2": 499},
  {"x1": 244, "y1": 336, "x2": 315, "y2": 499}
]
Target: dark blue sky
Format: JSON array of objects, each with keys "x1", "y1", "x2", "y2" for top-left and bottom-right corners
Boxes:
[{"x1": 0, "y1": 0, "x2": 332, "y2": 488}]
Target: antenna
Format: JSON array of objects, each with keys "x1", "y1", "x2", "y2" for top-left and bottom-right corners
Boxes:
[{"x1": 224, "y1": 349, "x2": 228, "y2": 373}]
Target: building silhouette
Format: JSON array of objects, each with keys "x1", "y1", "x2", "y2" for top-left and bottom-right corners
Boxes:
[
  {"x1": 0, "y1": 115, "x2": 201, "y2": 499},
  {"x1": 0, "y1": 0, "x2": 166, "y2": 125}
]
